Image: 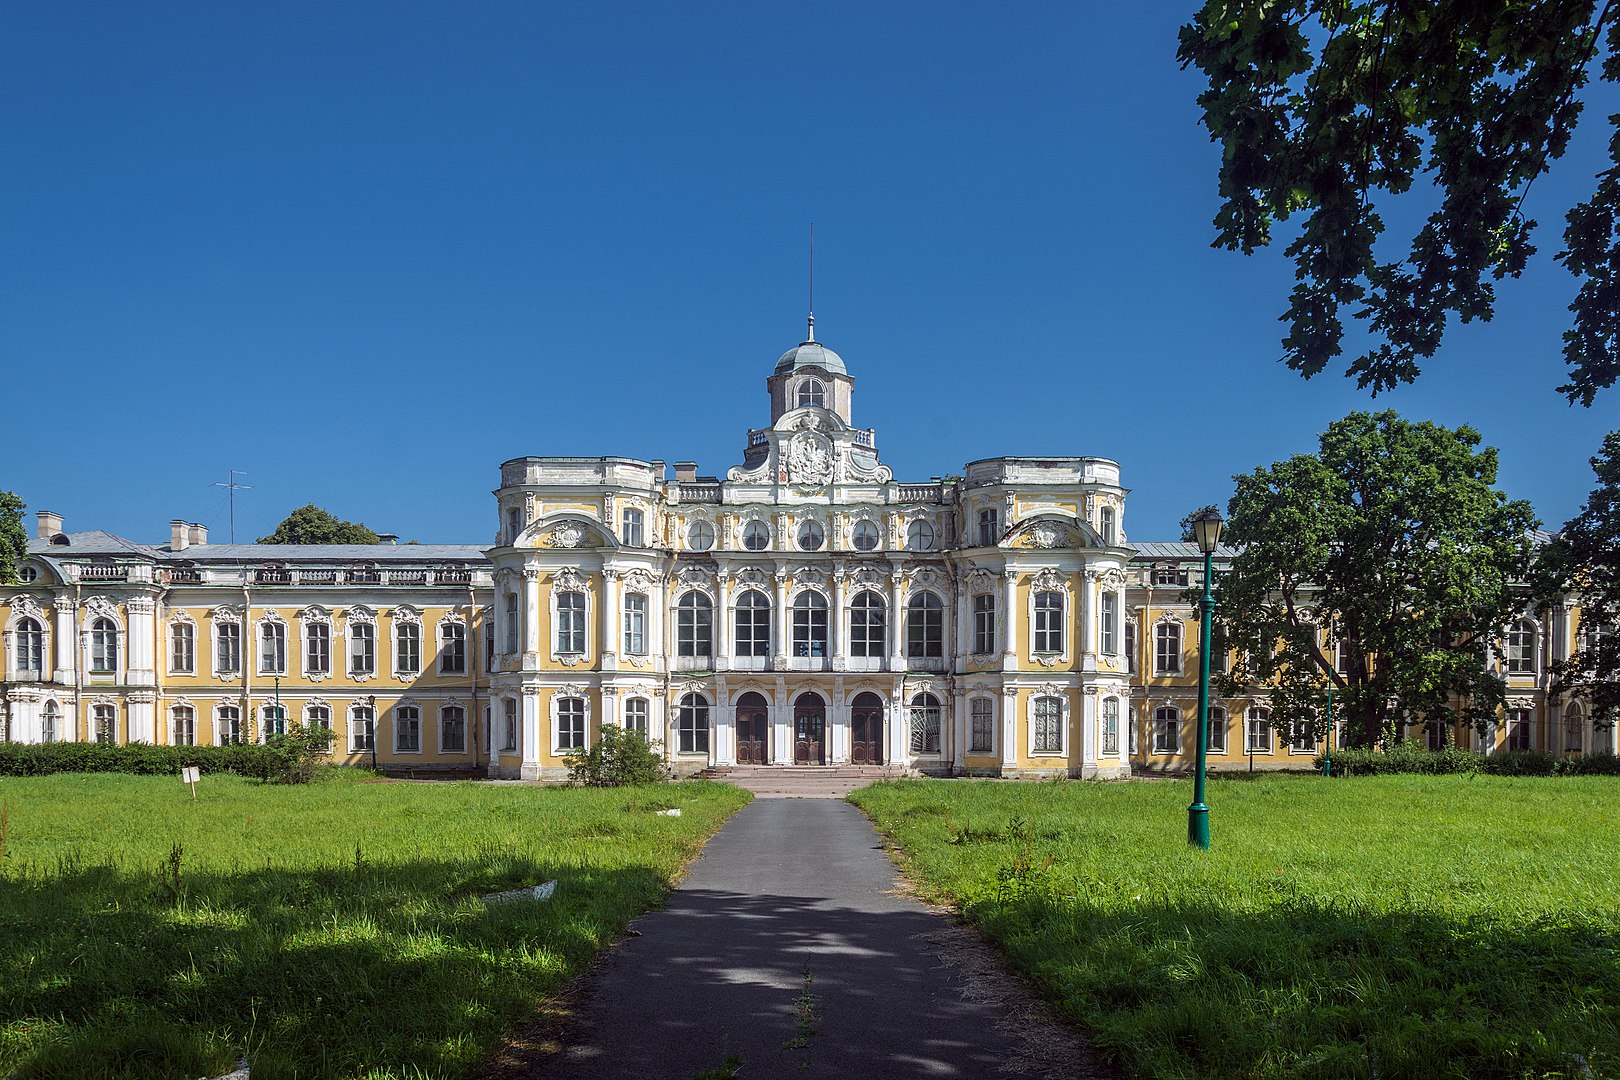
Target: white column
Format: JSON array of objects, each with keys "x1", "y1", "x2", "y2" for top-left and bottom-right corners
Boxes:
[
  {"x1": 1081, "y1": 687, "x2": 1098, "y2": 770},
  {"x1": 53, "y1": 600, "x2": 76, "y2": 685},
  {"x1": 773, "y1": 678, "x2": 790, "y2": 763},
  {"x1": 954, "y1": 580, "x2": 970, "y2": 663},
  {"x1": 715, "y1": 573, "x2": 732, "y2": 666},
  {"x1": 520, "y1": 687, "x2": 542, "y2": 779},
  {"x1": 830, "y1": 569, "x2": 846, "y2": 667},
  {"x1": 887, "y1": 573, "x2": 905, "y2": 670},
  {"x1": 1001, "y1": 570, "x2": 1018, "y2": 668},
  {"x1": 601, "y1": 570, "x2": 620, "y2": 670},
  {"x1": 1079, "y1": 573, "x2": 1095, "y2": 661},
  {"x1": 773, "y1": 569, "x2": 790, "y2": 667},
  {"x1": 1001, "y1": 687, "x2": 1018, "y2": 770},
  {"x1": 601, "y1": 685, "x2": 618, "y2": 730},
  {"x1": 128, "y1": 689, "x2": 156, "y2": 744},
  {"x1": 889, "y1": 689, "x2": 907, "y2": 766},
  {"x1": 830, "y1": 675, "x2": 847, "y2": 763},
  {"x1": 521, "y1": 569, "x2": 541, "y2": 664},
  {"x1": 952, "y1": 692, "x2": 968, "y2": 772},
  {"x1": 126, "y1": 596, "x2": 157, "y2": 685},
  {"x1": 715, "y1": 676, "x2": 734, "y2": 765}
]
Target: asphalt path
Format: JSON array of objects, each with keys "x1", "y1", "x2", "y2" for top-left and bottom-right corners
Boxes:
[{"x1": 539, "y1": 798, "x2": 1100, "y2": 1079}]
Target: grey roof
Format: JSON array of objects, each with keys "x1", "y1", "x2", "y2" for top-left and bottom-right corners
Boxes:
[
  {"x1": 173, "y1": 544, "x2": 487, "y2": 561},
  {"x1": 27, "y1": 531, "x2": 161, "y2": 557},
  {"x1": 774, "y1": 341, "x2": 847, "y2": 376},
  {"x1": 1129, "y1": 541, "x2": 1240, "y2": 559}
]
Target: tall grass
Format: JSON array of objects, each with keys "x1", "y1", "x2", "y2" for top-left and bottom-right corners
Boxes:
[
  {"x1": 851, "y1": 774, "x2": 1620, "y2": 1080},
  {"x1": 0, "y1": 772, "x2": 749, "y2": 1079}
]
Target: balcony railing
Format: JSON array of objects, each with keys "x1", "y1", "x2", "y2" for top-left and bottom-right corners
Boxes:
[
  {"x1": 673, "y1": 654, "x2": 713, "y2": 672},
  {"x1": 168, "y1": 568, "x2": 202, "y2": 584},
  {"x1": 679, "y1": 483, "x2": 722, "y2": 502},
  {"x1": 896, "y1": 484, "x2": 942, "y2": 502},
  {"x1": 254, "y1": 568, "x2": 292, "y2": 585},
  {"x1": 80, "y1": 563, "x2": 127, "y2": 581}
]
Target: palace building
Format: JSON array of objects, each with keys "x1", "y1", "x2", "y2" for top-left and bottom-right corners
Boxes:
[{"x1": 1, "y1": 326, "x2": 1609, "y2": 776}]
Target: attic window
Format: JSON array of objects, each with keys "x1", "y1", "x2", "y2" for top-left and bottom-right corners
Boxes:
[
  {"x1": 49, "y1": 534, "x2": 69, "y2": 546},
  {"x1": 796, "y1": 378, "x2": 826, "y2": 409},
  {"x1": 18, "y1": 566, "x2": 38, "y2": 583}
]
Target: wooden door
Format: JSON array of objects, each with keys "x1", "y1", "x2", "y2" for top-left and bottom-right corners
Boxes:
[
  {"x1": 851, "y1": 693, "x2": 884, "y2": 765},
  {"x1": 735, "y1": 693, "x2": 768, "y2": 765},
  {"x1": 793, "y1": 695, "x2": 825, "y2": 765}
]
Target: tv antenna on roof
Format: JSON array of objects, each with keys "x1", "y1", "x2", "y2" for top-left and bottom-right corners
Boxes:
[{"x1": 212, "y1": 469, "x2": 252, "y2": 543}]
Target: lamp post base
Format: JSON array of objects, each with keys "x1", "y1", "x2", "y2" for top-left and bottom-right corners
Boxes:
[{"x1": 1187, "y1": 803, "x2": 1210, "y2": 850}]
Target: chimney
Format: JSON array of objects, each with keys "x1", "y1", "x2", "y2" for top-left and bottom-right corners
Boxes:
[
  {"x1": 170, "y1": 520, "x2": 190, "y2": 551},
  {"x1": 36, "y1": 510, "x2": 62, "y2": 540},
  {"x1": 675, "y1": 462, "x2": 698, "y2": 483},
  {"x1": 188, "y1": 523, "x2": 208, "y2": 546},
  {"x1": 377, "y1": 533, "x2": 399, "y2": 545}
]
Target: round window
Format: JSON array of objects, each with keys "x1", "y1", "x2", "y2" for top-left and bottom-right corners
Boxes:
[
  {"x1": 797, "y1": 520, "x2": 825, "y2": 551},
  {"x1": 907, "y1": 519, "x2": 935, "y2": 551},
  {"x1": 687, "y1": 520, "x2": 715, "y2": 552},
  {"x1": 742, "y1": 521, "x2": 771, "y2": 551},
  {"x1": 18, "y1": 565, "x2": 38, "y2": 583},
  {"x1": 852, "y1": 521, "x2": 880, "y2": 551}
]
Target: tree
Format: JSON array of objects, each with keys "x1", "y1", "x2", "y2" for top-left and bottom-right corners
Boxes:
[
  {"x1": 1213, "y1": 411, "x2": 1537, "y2": 749},
  {"x1": 258, "y1": 505, "x2": 380, "y2": 545},
  {"x1": 0, "y1": 491, "x2": 27, "y2": 584},
  {"x1": 1179, "y1": 503, "x2": 1221, "y2": 543},
  {"x1": 1178, "y1": 3, "x2": 1619, "y2": 406},
  {"x1": 1538, "y1": 429, "x2": 1620, "y2": 730}
]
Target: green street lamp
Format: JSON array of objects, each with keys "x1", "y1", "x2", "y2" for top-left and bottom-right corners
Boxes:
[{"x1": 1188, "y1": 509, "x2": 1223, "y2": 850}]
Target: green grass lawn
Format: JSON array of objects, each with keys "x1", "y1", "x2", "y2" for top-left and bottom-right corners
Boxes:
[
  {"x1": 0, "y1": 771, "x2": 749, "y2": 1080},
  {"x1": 851, "y1": 774, "x2": 1620, "y2": 1080}
]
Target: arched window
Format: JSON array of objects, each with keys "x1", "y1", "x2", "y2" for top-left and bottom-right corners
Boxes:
[
  {"x1": 1099, "y1": 505, "x2": 1116, "y2": 545},
  {"x1": 1033, "y1": 592, "x2": 1064, "y2": 654},
  {"x1": 677, "y1": 693, "x2": 710, "y2": 754},
  {"x1": 623, "y1": 697, "x2": 650, "y2": 738},
  {"x1": 1153, "y1": 706, "x2": 1180, "y2": 754},
  {"x1": 1102, "y1": 697, "x2": 1120, "y2": 755},
  {"x1": 792, "y1": 592, "x2": 828, "y2": 658},
  {"x1": 260, "y1": 621, "x2": 287, "y2": 675},
  {"x1": 909, "y1": 692, "x2": 941, "y2": 754},
  {"x1": 556, "y1": 591, "x2": 586, "y2": 654},
  {"x1": 90, "y1": 618, "x2": 118, "y2": 673},
  {"x1": 1507, "y1": 619, "x2": 1537, "y2": 674},
  {"x1": 1245, "y1": 707, "x2": 1272, "y2": 753},
  {"x1": 797, "y1": 519, "x2": 825, "y2": 551},
  {"x1": 851, "y1": 520, "x2": 881, "y2": 551},
  {"x1": 1154, "y1": 621, "x2": 1183, "y2": 675},
  {"x1": 41, "y1": 700, "x2": 59, "y2": 744},
  {"x1": 970, "y1": 697, "x2": 995, "y2": 753},
  {"x1": 16, "y1": 617, "x2": 43, "y2": 674},
  {"x1": 677, "y1": 592, "x2": 713, "y2": 657},
  {"x1": 742, "y1": 521, "x2": 771, "y2": 551},
  {"x1": 1565, "y1": 706, "x2": 1585, "y2": 753},
  {"x1": 440, "y1": 705, "x2": 467, "y2": 753},
  {"x1": 218, "y1": 704, "x2": 244, "y2": 747},
  {"x1": 796, "y1": 377, "x2": 826, "y2": 408},
  {"x1": 93, "y1": 703, "x2": 116, "y2": 744},
  {"x1": 1032, "y1": 696, "x2": 1064, "y2": 754},
  {"x1": 907, "y1": 519, "x2": 935, "y2": 551},
  {"x1": 395, "y1": 621, "x2": 421, "y2": 674},
  {"x1": 687, "y1": 520, "x2": 715, "y2": 551},
  {"x1": 906, "y1": 592, "x2": 944, "y2": 659},
  {"x1": 735, "y1": 590, "x2": 771, "y2": 657},
  {"x1": 555, "y1": 696, "x2": 586, "y2": 751},
  {"x1": 439, "y1": 621, "x2": 467, "y2": 674},
  {"x1": 849, "y1": 591, "x2": 886, "y2": 658},
  {"x1": 1208, "y1": 705, "x2": 1228, "y2": 754}
]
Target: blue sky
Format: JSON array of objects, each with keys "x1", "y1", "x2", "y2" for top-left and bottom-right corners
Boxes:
[{"x1": 4, "y1": 3, "x2": 1615, "y2": 545}]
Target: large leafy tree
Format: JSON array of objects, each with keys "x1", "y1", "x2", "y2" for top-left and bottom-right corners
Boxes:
[
  {"x1": 1214, "y1": 411, "x2": 1537, "y2": 748},
  {"x1": 0, "y1": 491, "x2": 27, "y2": 584},
  {"x1": 1178, "y1": 2, "x2": 1620, "y2": 406},
  {"x1": 258, "y1": 505, "x2": 380, "y2": 545},
  {"x1": 1538, "y1": 429, "x2": 1620, "y2": 729}
]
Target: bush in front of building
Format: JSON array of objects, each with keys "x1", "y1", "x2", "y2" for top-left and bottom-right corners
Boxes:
[
  {"x1": 0, "y1": 741, "x2": 282, "y2": 781},
  {"x1": 565, "y1": 724, "x2": 670, "y2": 786},
  {"x1": 262, "y1": 723, "x2": 336, "y2": 784},
  {"x1": 1321, "y1": 741, "x2": 1620, "y2": 777}
]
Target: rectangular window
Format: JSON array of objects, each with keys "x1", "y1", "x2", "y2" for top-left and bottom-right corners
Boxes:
[
  {"x1": 349, "y1": 622, "x2": 375, "y2": 675},
  {"x1": 261, "y1": 704, "x2": 287, "y2": 738},
  {"x1": 93, "y1": 704, "x2": 117, "y2": 744},
  {"x1": 623, "y1": 593, "x2": 648, "y2": 655},
  {"x1": 1289, "y1": 718, "x2": 1317, "y2": 753},
  {"x1": 306, "y1": 705, "x2": 331, "y2": 733},
  {"x1": 306, "y1": 622, "x2": 331, "y2": 675},
  {"x1": 483, "y1": 618, "x2": 495, "y2": 673},
  {"x1": 1507, "y1": 708, "x2": 1532, "y2": 750},
  {"x1": 1124, "y1": 619, "x2": 1136, "y2": 673},
  {"x1": 1153, "y1": 708, "x2": 1180, "y2": 754},
  {"x1": 557, "y1": 592, "x2": 586, "y2": 654},
  {"x1": 1033, "y1": 592, "x2": 1064, "y2": 654},
  {"x1": 172, "y1": 706, "x2": 195, "y2": 746},
  {"x1": 502, "y1": 697, "x2": 518, "y2": 752},
  {"x1": 395, "y1": 706, "x2": 421, "y2": 752},
  {"x1": 978, "y1": 509, "x2": 999, "y2": 547},
  {"x1": 735, "y1": 595, "x2": 771, "y2": 657},
  {"x1": 217, "y1": 705, "x2": 243, "y2": 746},
  {"x1": 1154, "y1": 622, "x2": 1182, "y2": 675},
  {"x1": 622, "y1": 508, "x2": 644, "y2": 547},
  {"x1": 905, "y1": 596, "x2": 944, "y2": 659},
  {"x1": 504, "y1": 593, "x2": 520, "y2": 654},
  {"x1": 350, "y1": 706, "x2": 375, "y2": 753},
  {"x1": 1246, "y1": 710, "x2": 1273, "y2": 753},
  {"x1": 259, "y1": 621, "x2": 286, "y2": 675},
  {"x1": 440, "y1": 706, "x2": 466, "y2": 752},
  {"x1": 556, "y1": 696, "x2": 586, "y2": 751},
  {"x1": 439, "y1": 622, "x2": 467, "y2": 674},
  {"x1": 677, "y1": 696, "x2": 709, "y2": 753},
  {"x1": 1153, "y1": 567, "x2": 1189, "y2": 587},
  {"x1": 1102, "y1": 697, "x2": 1120, "y2": 756},
  {"x1": 1208, "y1": 707, "x2": 1227, "y2": 754},
  {"x1": 972, "y1": 594, "x2": 996, "y2": 655},
  {"x1": 1100, "y1": 592, "x2": 1117, "y2": 654},
  {"x1": 395, "y1": 621, "x2": 421, "y2": 675},
  {"x1": 1032, "y1": 696, "x2": 1063, "y2": 754},
  {"x1": 1425, "y1": 719, "x2": 1447, "y2": 751},
  {"x1": 623, "y1": 697, "x2": 650, "y2": 738},
  {"x1": 170, "y1": 622, "x2": 194, "y2": 674},
  {"x1": 1564, "y1": 714, "x2": 1583, "y2": 753},
  {"x1": 216, "y1": 622, "x2": 241, "y2": 674},
  {"x1": 970, "y1": 698, "x2": 994, "y2": 754}
]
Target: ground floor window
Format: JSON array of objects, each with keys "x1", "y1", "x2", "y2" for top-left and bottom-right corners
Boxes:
[
  {"x1": 556, "y1": 696, "x2": 586, "y2": 752},
  {"x1": 1506, "y1": 708, "x2": 1532, "y2": 751},
  {"x1": 1289, "y1": 717, "x2": 1317, "y2": 753},
  {"x1": 172, "y1": 705, "x2": 195, "y2": 746},
  {"x1": 441, "y1": 706, "x2": 466, "y2": 753},
  {"x1": 92, "y1": 703, "x2": 117, "y2": 744},
  {"x1": 1102, "y1": 697, "x2": 1120, "y2": 756},
  {"x1": 1207, "y1": 706, "x2": 1227, "y2": 754},
  {"x1": 350, "y1": 706, "x2": 375, "y2": 753},
  {"x1": 1246, "y1": 708, "x2": 1272, "y2": 753},
  {"x1": 909, "y1": 693, "x2": 942, "y2": 755},
  {"x1": 261, "y1": 704, "x2": 287, "y2": 739},
  {"x1": 1565, "y1": 711, "x2": 1584, "y2": 753},
  {"x1": 1425, "y1": 720, "x2": 1447, "y2": 751},
  {"x1": 395, "y1": 705, "x2": 421, "y2": 752},
  {"x1": 217, "y1": 705, "x2": 244, "y2": 746},
  {"x1": 1032, "y1": 695, "x2": 1063, "y2": 754},
  {"x1": 502, "y1": 698, "x2": 518, "y2": 752},
  {"x1": 1153, "y1": 706, "x2": 1180, "y2": 754},
  {"x1": 623, "y1": 696, "x2": 650, "y2": 738},
  {"x1": 969, "y1": 698, "x2": 994, "y2": 754},
  {"x1": 677, "y1": 694, "x2": 709, "y2": 754}
]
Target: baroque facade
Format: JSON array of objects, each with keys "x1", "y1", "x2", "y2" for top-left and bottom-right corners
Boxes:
[{"x1": 2, "y1": 328, "x2": 1611, "y2": 776}]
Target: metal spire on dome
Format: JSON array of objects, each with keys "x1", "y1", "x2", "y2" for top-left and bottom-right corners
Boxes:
[{"x1": 806, "y1": 222, "x2": 815, "y2": 342}]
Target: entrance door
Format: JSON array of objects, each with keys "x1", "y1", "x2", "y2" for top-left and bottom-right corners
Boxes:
[
  {"x1": 850, "y1": 692, "x2": 884, "y2": 765},
  {"x1": 735, "y1": 692, "x2": 769, "y2": 765},
  {"x1": 793, "y1": 693, "x2": 826, "y2": 765}
]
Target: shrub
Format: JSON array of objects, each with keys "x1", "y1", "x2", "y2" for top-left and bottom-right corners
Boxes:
[
  {"x1": 0, "y1": 741, "x2": 282, "y2": 780},
  {"x1": 1319, "y1": 741, "x2": 1620, "y2": 778},
  {"x1": 262, "y1": 723, "x2": 334, "y2": 784},
  {"x1": 566, "y1": 724, "x2": 669, "y2": 786}
]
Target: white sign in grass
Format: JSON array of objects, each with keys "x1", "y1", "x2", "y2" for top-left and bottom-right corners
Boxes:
[{"x1": 180, "y1": 766, "x2": 200, "y2": 798}]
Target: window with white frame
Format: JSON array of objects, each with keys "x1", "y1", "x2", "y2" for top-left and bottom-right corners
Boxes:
[
  {"x1": 909, "y1": 692, "x2": 942, "y2": 754},
  {"x1": 502, "y1": 698, "x2": 518, "y2": 752},
  {"x1": 978, "y1": 509, "x2": 999, "y2": 546},
  {"x1": 41, "y1": 700, "x2": 59, "y2": 743},
  {"x1": 1033, "y1": 591, "x2": 1064, "y2": 654},
  {"x1": 687, "y1": 520, "x2": 715, "y2": 551},
  {"x1": 1129, "y1": 705, "x2": 1139, "y2": 755},
  {"x1": 796, "y1": 377, "x2": 826, "y2": 408},
  {"x1": 1153, "y1": 706, "x2": 1180, "y2": 754},
  {"x1": 1245, "y1": 707, "x2": 1272, "y2": 753},
  {"x1": 735, "y1": 590, "x2": 771, "y2": 656},
  {"x1": 677, "y1": 592, "x2": 712, "y2": 657},
  {"x1": 1289, "y1": 715, "x2": 1317, "y2": 753},
  {"x1": 792, "y1": 593, "x2": 829, "y2": 657},
  {"x1": 622, "y1": 593, "x2": 648, "y2": 655},
  {"x1": 350, "y1": 705, "x2": 374, "y2": 753},
  {"x1": 797, "y1": 519, "x2": 825, "y2": 551},
  {"x1": 1506, "y1": 619, "x2": 1537, "y2": 674},
  {"x1": 306, "y1": 621, "x2": 331, "y2": 676},
  {"x1": 439, "y1": 621, "x2": 467, "y2": 674},
  {"x1": 395, "y1": 705, "x2": 421, "y2": 752},
  {"x1": 1100, "y1": 592, "x2": 1118, "y2": 654},
  {"x1": 261, "y1": 703, "x2": 287, "y2": 738},
  {"x1": 1580, "y1": 618, "x2": 1607, "y2": 657},
  {"x1": 556, "y1": 696, "x2": 586, "y2": 752},
  {"x1": 1565, "y1": 708, "x2": 1584, "y2": 753},
  {"x1": 972, "y1": 594, "x2": 996, "y2": 654},
  {"x1": 622, "y1": 507, "x2": 645, "y2": 547},
  {"x1": 167, "y1": 620, "x2": 192, "y2": 675},
  {"x1": 1124, "y1": 619, "x2": 1137, "y2": 673},
  {"x1": 850, "y1": 591, "x2": 885, "y2": 657},
  {"x1": 217, "y1": 704, "x2": 244, "y2": 745},
  {"x1": 851, "y1": 520, "x2": 880, "y2": 551},
  {"x1": 503, "y1": 592, "x2": 520, "y2": 653},
  {"x1": 349, "y1": 621, "x2": 375, "y2": 675},
  {"x1": 1425, "y1": 719, "x2": 1447, "y2": 750},
  {"x1": 441, "y1": 705, "x2": 466, "y2": 753},
  {"x1": 677, "y1": 693, "x2": 709, "y2": 753},
  {"x1": 507, "y1": 507, "x2": 522, "y2": 544},
  {"x1": 172, "y1": 705, "x2": 195, "y2": 746},
  {"x1": 14, "y1": 617, "x2": 44, "y2": 675},
  {"x1": 1099, "y1": 505, "x2": 1116, "y2": 545},
  {"x1": 1506, "y1": 707, "x2": 1533, "y2": 750},
  {"x1": 260, "y1": 621, "x2": 286, "y2": 675},
  {"x1": 623, "y1": 697, "x2": 650, "y2": 738},
  {"x1": 1208, "y1": 705, "x2": 1227, "y2": 754},
  {"x1": 556, "y1": 591, "x2": 586, "y2": 654},
  {"x1": 1153, "y1": 566, "x2": 1189, "y2": 587},
  {"x1": 1154, "y1": 621, "x2": 1183, "y2": 675},
  {"x1": 306, "y1": 704, "x2": 331, "y2": 733},
  {"x1": 906, "y1": 592, "x2": 944, "y2": 659},
  {"x1": 1102, "y1": 696, "x2": 1120, "y2": 755},
  {"x1": 1032, "y1": 695, "x2": 1064, "y2": 754},
  {"x1": 395, "y1": 620, "x2": 421, "y2": 675},
  {"x1": 742, "y1": 521, "x2": 771, "y2": 551},
  {"x1": 970, "y1": 697, "x2": 994, "y2": 753},
  {"x1": 907, "y1": 518, "x2": 935, "y2": 552},
  {"x1": 90, "y1": 617, "x2": 120, "y2": 673},
  {"x1": 483, "y1": 618, "x2": 495, "y2": 673},
  {"x1": 93, "y1": 703, "x2": 116, "y2": 743},
  {"x1": 214, "y1": 620, "x2": 239, "y2": 675}
]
